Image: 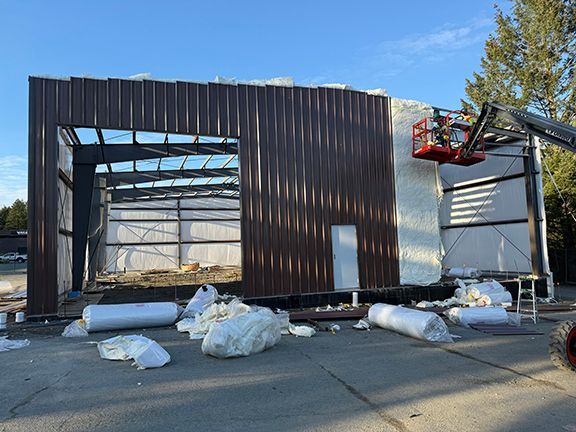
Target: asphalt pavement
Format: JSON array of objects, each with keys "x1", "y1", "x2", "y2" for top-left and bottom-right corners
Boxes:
[{"x1": 1, "y1": 312, "x2": 576, "y2": 432}]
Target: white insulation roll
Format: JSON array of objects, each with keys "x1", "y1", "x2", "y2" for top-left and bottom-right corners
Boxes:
[
  {"x1": 368, "y1": 303, "x2": 453, "y2": 343},
  {"x1": 445, "y1": 307, "x2": 510, "y2": 328},
  {"x1": 83, "y1": 302, "x2": 180, "y2": 332}
]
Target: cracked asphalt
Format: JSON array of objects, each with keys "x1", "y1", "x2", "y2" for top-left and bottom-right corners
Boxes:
[{"x1": 1, "y1": 312, "x2": 576, "y2": 432}]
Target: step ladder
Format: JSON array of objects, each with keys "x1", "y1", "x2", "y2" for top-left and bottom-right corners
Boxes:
[{"x1": 516, "y1": 276, "x2": 538, "y2": 324}]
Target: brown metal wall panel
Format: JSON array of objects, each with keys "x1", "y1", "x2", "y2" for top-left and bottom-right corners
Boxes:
[
  {"x1": 166, "y1": 81, "x2": 177, "y2": 133},
  {"x1": 176, "y1": 82, "x2": 188, "y2": 134},
  {"x1": 120, "y1": 80, "x2": 132, "y2": 130},
  {"x1": 132, "y1": 80, "x2": 144, "y2": 131},
  {"x1": 29, "y1": 77, "x2": 400, "y2": 315}
]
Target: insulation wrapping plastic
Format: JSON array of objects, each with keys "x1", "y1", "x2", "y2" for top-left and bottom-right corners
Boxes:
[
  {"x1": 97, "y1": 335, "x2": 170, "y2": 369},
  {"x1": 0, "y1": 336, "x2": 30, "y2": 352},
  {"x1": 447, "y1": 267, "x2": 481, "y2": 279},
  {"x1": 201, "y1": 308, "x2": 282, "y2": 358},
  {"x1": 445, "y1": 307, "x2": 514, "y2": 328},
  {"x1": 83, "y1": 302, "x2": 180, "y2": 332},
  {"x1": 177, "y1": 299, "x2": 252, "y2": 339},
  {"x1": 181, "y1": 284, "x2": 218, "y2": 318},
  {"x1": 465, "y1": 281, "x2": 512, "y2": 305},
  {"x1": 368, "y1": 303, "x2": 453, "y2": 343}
]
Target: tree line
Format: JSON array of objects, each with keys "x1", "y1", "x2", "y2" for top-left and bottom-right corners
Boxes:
[
  {"x1": 464, "y1": 0, "x2": 576, "y2": 253},
  {"x1": 0, "y1": 199, "x2": 28, "y2": 230}
]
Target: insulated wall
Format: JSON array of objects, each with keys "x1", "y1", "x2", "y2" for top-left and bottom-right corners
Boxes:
[
  {"x1": 439, "y1": 144, "x2": 533, "y2": 273},
  {"x1": 106, "y1": 197, "x2": 241, "y2": 272},
  {"x1": 391, "y1": 98, "x2": 442, "y2": 285}
]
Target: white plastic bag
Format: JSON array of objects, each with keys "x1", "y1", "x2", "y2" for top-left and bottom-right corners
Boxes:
[
  {"x1": 97, "y1": 335, "x2": 170, "y2": 369},
  {"x1": 444, "y1": 307, "x2": 512, "y2": 328},
  {"x1": 368, "y1": 303, "x2": 453, "y2": 343},
  {"x1": 202, "y1": 308, "x2": 281, "y2": 358},
  {"x1": 288, "y1": 324, "x2": 316, "y2": 337},
  {"x1": 83, "y1": 302, "x2": 180, "y2": 332},
  {"x1": 0, "y1": 336, "x2": 30, "y2": 352},
  {"x1": 62, "y1": 319, "x2": 89, "y2": 337},
  {"x1": 181, "y1": 284, "x2": 219, "y2": 318},
  {"x1": 176, "y1": 299, "x2": 252, "y2": 340}
]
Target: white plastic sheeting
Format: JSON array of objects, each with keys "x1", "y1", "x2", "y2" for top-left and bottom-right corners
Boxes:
[
  {"x1": 182, "y1": 284, "x2": 219, "y2": 317},
  {"x1": 97, "y1": 335, "x2": 171, "y2": 369},
  {"x1": 108, "y1": 245, "x2": 179, "y2": 272},
  {"x1": 201, "y1": 307, "x2": 282, "y2": 358},
  {"x1": 0, "y1": 336, "x2": 30, "y2": 352},
  {"x1": 368, "y1": 303, "x2": 453, "y2": 342},
  {"x1": 391, "y1": 98, "x2": 442, "y2": 285},
  {"x1": 439, "y1": 143, "x2": 533, "y2": 274},
  {"x1": 445, "y1": 307, "x2": 516, "y2": 328},
  {"x1": 177, "y1": 299, "x2": 252, "y2": 339},
  {"x1": 105, "y1": 197, "x2": 241, "y2": 272},
  {"x1": 83, "y1": 302, "x2": 180, "y2": 332}
]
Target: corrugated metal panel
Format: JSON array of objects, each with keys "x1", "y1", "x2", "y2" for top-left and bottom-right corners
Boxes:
[{"x1": 28, "y1": 77, "x2": 399, "y2": 316}]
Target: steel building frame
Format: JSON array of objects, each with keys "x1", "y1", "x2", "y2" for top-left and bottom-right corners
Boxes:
[{"x1": 28, "y1": 77, "x2": 399, "y2": 317}]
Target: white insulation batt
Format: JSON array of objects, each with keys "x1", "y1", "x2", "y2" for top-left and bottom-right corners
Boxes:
[{"x1": 391, "y1": 98, "x2": 442, "y2": 285}]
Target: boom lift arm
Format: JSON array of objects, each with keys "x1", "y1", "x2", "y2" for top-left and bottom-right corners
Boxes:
[{"x1": 460, "y1": 102, "x2": 576, "y2": 158}]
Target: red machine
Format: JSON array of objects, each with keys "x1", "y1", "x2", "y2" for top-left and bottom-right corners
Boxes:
[{"x1": 412, "y1": 109, "x2": 485, "y2": 166}]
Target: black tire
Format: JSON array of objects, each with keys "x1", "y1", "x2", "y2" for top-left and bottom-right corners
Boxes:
[
  {"x1": 549, "y1": 320, "x2": 576, "y2": 372},
  {"x1": 16, "y1": 258, "x2": 24, "y2": 263}
]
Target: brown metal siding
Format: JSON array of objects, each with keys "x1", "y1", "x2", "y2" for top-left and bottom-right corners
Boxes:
[{"x1": 28, "y1": 77, "x2": 399, "y2": 315}]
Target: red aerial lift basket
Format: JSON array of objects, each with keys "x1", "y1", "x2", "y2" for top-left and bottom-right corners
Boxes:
[{"x1": 411, "y1": 110, "x2": 485, "y2": 166}]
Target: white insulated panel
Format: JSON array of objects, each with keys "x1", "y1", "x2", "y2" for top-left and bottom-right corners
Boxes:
[
  {"x1": 181, "y1": 242, "x2": 241, "y2": 267},
  {"x1": 107, "y1": 221, "x2": 179, "y2": 244},
  {"x1": 106, "y1": 244, "x2": 179, "y2": 272},
  {"x1": 109, "y1": 209, "x2": 178, "y2": 220},
  {"x1": 181, "y1": 220, "x2": 241, "y2": 242}
]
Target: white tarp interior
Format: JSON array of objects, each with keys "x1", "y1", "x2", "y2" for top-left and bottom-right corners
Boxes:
[
  {"x1": 391, "y1": 98, "x2": 442, "y2": 285},
  {"x1": 105, "y1": 197, "x2": 241, "y2": 272},
  {"x1": 57, "y1": 131, "x2": 73, "y2": 296},
  {"x1": 439, "y1": 143, "x2": 533, "y2": 273}
]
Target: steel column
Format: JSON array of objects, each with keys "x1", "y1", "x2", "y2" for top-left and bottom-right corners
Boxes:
[{"x1": 72, "y1": 163, "x2": 96, "y2": 292}]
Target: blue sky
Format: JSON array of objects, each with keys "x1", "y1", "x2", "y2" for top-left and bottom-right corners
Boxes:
[{"x1": 0, "y1": 0, "x2": 503, "y2": 207}]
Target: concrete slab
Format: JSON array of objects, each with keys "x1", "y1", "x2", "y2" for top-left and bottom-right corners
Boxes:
[{"x1": 1, "y1": 314, "x2": 576, "y2": 432}]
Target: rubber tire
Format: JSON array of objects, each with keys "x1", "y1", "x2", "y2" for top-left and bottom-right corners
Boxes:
[
  {"x1": 16, "y1": 258, "x2": 24, "y2": 263},
  {"x1": 549, "y1": 320, "x2": 576, "y2": 372}
]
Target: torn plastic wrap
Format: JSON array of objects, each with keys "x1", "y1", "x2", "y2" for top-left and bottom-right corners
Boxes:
[
  {"x1": 97, "y1": 335, "x2": 170, "y2": 369},
  {"x1": 176, "y1": 298, "x2": 251, "y2": 340},
  {"x1": 83, "y1": 302, "x2": 180, "y2": 332},
  {"x1": 368, "y1": 303, "x2": 453, "y2": 342},
  {"x1": 0, "y1": 336, "x2": 30, "y2": 352},
  {"x1": 202, "y1": 308, "x2": 281, "y2": 358},
  {"x1": 62, "y1": 319, "x2": 89, "y2": 337},
  {"x1": 180, "y1": 284, "x2": 218, "y2": 318},
  {"x1": 444, "y1": 307, "x2": 518, "y2": 328}
]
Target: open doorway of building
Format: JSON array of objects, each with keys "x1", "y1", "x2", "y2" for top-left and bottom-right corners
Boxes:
[{"x1": 56, "y1": 127, "x2": 242, "y2": 315}]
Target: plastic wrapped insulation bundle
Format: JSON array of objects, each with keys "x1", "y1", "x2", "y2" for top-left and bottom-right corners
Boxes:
[
  {"x1": 83, "y1": 302, "x2": 180, "y2": 332},
  {"x1": 368, "y1": 303, "x2": 453, "y2": 342}
]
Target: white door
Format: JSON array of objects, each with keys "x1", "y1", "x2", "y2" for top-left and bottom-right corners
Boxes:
[{"x1": 331, "y1": 225, "x2": 360, "y2": 290}]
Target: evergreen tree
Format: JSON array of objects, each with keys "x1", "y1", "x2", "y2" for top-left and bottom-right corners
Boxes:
[
  {"x1": 0, "y1": 206, "x2": 9, "y2": 230},
  {"x1": 4, "y1": 199, "x2": 28, "y2": 230},
  {"x1": 464, "y1": 0, "x2": 576, "y2": 252}
]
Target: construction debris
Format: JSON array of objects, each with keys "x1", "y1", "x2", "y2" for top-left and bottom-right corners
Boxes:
[
  {"x1": 0, "y1": 336, "x2": 30, "y2": 352},
  {"x1": 368, "y1": 303, "x2": 453, "y2": 343},
  {"x1": 176, "y1": 298, "x2": 251, "y2": 339},
  {"x1": 288, "y1": 324, "x2": 316, "y2": 337},
  {"x1": 416, "y1": 279, "x2": 513, "y2": 309},
  {"x1": 181, "y1": 284, "x2": 218, "y2": 318},
  {"x1": 62, "y1": 319, "x2": 89, "y2": 337},
  {"x1": 83, "y1": 302, "x2": 181, "y2": 332},
  {"x1": 353, "y1": 318, "x2": 372, "y2": 331},
  {"x1": 445, "y1": 267, "x2": 481, "y2": 279},
  {"x1": 202, "y1": 307, "x2": 281, "y2": 358},
  {"x1": 97, "y1": 335, "x2": 171, "y2": 369}
]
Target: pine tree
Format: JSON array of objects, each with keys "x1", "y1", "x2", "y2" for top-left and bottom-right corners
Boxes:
[
  {"x1": 464, "y1": 0, "x2": 576, "y2": 254},
  {"x1": 0, "y1": 206, "x2": 9, "y2": 230},
  {"x1": 4, "y1": 199, "x2": 28, "y2": 230}
]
